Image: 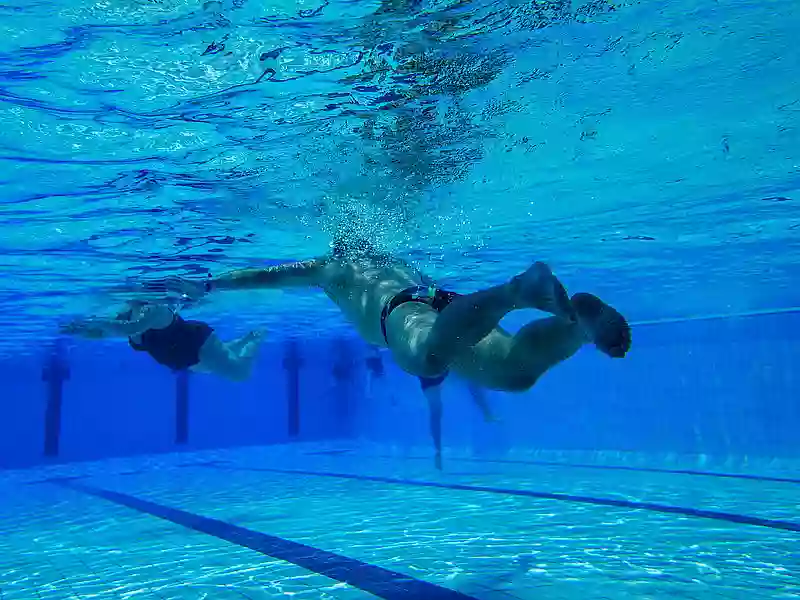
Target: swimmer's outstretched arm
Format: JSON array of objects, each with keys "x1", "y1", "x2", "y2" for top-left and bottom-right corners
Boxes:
[
  {"x1": 62, "y1": 318, "x2": 140, "y2": 338},
  {"x1": 208, "y1": 258, "x2": 326, "y2": 291},
  {"x1": 61, "y1": 305, "x2": 160, "y2": 338},
  {"x1": 150, "y1": 259, "x2": 327, "y2": 299}
]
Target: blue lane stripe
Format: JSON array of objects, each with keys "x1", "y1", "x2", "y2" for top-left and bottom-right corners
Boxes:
[
  {"x1": 308, "y1": 451, "x2": 800, "y2": 486},
  {"x1": 25, "y1": 461, "x2": 237, "y2": 486},
  {"x1": 216, "y1": 466, "x2": 800, "y2": 533},
  {"x1": 58, "y1": 481, "x2": 478, "y2": 600}
]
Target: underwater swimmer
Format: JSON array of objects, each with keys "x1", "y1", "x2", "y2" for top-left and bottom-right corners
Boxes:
[
  {"x1": 158, "y1": 244, "x2": 631, "y2": 394},
  {"x1": 61, "y1": 300, "x2": 263, "y2": 382}
]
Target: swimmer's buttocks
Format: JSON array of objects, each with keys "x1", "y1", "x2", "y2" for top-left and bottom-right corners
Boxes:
[
  {"x1": 381, "y1": 285, "x2": 459, "y2": 387},
  {"x1": 380, "y1": 285, "x2": 459, "y2": 343}
]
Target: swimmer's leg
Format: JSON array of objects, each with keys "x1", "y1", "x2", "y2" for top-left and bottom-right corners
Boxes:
[
  {"x1": 503, "y1": 317, "x2": 588, "y2": 389},
  {"x1": 384, "y1": 262, "x2": 573, "y2": 378},
  {"x1": 227, "y1": 331, "x2": 264, "y2": 358},
  {"x1": 424, "y1": 262, "x2": 575, "y2": 372},
  {"x1": 497, "y1": 295, "x2": 631, "y2": 391},
  {"x1": 195, "y1": 333, "x2": 262, "y2": 382}
]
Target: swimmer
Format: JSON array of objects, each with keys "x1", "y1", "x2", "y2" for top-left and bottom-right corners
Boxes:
[
  {"x1": 61, "y1": 301, "x2": 263, "y2": 382},
  {"x1": 157, "y1": 242, "x2": 630, "y2": 393}
]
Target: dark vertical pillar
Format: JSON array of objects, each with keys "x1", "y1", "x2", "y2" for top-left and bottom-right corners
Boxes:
[
  {"x1": 283, "y1": 340, "x2": 302, "y2": 438},
  {"x1": 175, "y1": 370, "x2": 190, "y2": 445},
  {"x1": 42, "y1": 339, "x2": 70, "y2": 458},
  {"x1": 332, "y1": 339, "x2": 354, "y2": 437},
  {"x1": 365, "y1": 347, "x2": 384, "y2": 380},
  {"x1": 365, "y1": 346, "x2": 393, "y2": 406}
]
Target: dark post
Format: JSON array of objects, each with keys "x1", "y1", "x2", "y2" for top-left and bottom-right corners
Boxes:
[
  {"x1": 283, "y1": 340, "x2": 302, "y2": 438},
  {"x1": 365, "y1": 347, "x2": 384, "y2": 380},
  {"x1": 42, "y1": 339, "x2": 70, "y2": 458},
  {"x1": 332, "y1": 339, "x2": 354, "y2": 437},
  {"x1": 175, "y1": 370, "x2": 190, "y2": 445}
]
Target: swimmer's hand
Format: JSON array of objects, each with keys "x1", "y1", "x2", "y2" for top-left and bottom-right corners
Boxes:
[
  {"x1": 435, "y1": 452, "x2": 443, "y2": 471},
  {"x1": 60, "y1": 320, "x2": 105, "y2": 339},
  {"x1": 143, "y1": 275, "x2": 207, "y2": 300}
]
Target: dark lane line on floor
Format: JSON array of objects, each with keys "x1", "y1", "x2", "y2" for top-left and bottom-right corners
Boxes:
[
  {"x1": 210, "y1": 465, "x2": 800, "y2": 533},
  {"x1": 304, "y1": 450, "x2": 800, "y2": 485},
  {"x1": 25, "y1": 461, "x2": 227, "y2": 486},
  {"x1": 440, "y1": 457, "x2": 800, "y2": 485},
  {"x1": 55, "y1": 480, "x2": 479, "y2": 600}
]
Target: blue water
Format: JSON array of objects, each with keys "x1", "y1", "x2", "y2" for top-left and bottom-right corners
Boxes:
[
  {"x1": 0, "y1": 0, "x2": 798, "y2": 349},
  {"x1": 1, "y1": 0, "x2": 799, "y2": 598}
]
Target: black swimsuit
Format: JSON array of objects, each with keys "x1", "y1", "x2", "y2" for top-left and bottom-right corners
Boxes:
[
  {"x1": 129, "y1": 314, "x2": 213, "y2": 371},
  {"x1": 380, "y1": 285, "x2": 459, "y2": 389}
]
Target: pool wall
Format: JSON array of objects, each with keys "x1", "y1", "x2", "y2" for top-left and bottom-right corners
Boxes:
[
  {"x1": 0, "y1": 337, "x2": 367, "y2": 469},
  {"x1": 354, "y1": 311, "x2": 800, "y2": 459},
  {"x1": 1, "y1": 312, "x2": 797, "y2": 469}
]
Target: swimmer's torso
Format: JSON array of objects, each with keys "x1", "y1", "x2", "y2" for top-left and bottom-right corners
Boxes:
[{"x1": 319, "y1": 256, "x2": 424, "y2": 345}]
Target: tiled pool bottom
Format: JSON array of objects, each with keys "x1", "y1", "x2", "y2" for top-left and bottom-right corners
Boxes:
[{"x1": 1, "y1": 445, "x2": 798, "y2": 600}]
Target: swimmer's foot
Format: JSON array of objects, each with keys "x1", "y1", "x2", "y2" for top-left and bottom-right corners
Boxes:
[
  {"x1": 247, "y1": 330, "x2": 265, "y2": 342},
  {"x1": 237, "y1": 330, "x2": 265, "y2": 359},
  {"x1": 511, "y1": 262, "x2": 576, "y2": 320},
  {"x1": 238, "y1": 330, "x2": 265, "y2": 347},
  {"x1": 571, "y1": 293, "x2": 631, "y2": 358}
]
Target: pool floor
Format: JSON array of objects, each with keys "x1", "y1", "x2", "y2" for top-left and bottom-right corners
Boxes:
[{"x1": 1, "y1": 444, "x2": 798, "y2": 600}]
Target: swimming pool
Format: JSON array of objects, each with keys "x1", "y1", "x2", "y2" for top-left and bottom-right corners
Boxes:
[
  {"x1": 2, "y1": 0, "x2": 799, "y2": 596},
  {"x1": 3, "y1": 443, "x2": 797, "y2": 599}
]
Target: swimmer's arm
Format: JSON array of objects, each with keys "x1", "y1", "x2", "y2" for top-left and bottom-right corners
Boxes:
[
  {"x1": 62, "y1": 306, "x2": 157, "y2": 338},
  {"x1": 60, "y1": 321, "x2": 108, "y2": 339},
  {"x1": 422, "y1": 383, "x2": 444, "y2": 471},
  {"x1": 85, "y1": 317, "x2": 150, "y2": 337},
  {"x1": 209, "y1": 258, "x2": 326, "y2": 291}
]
